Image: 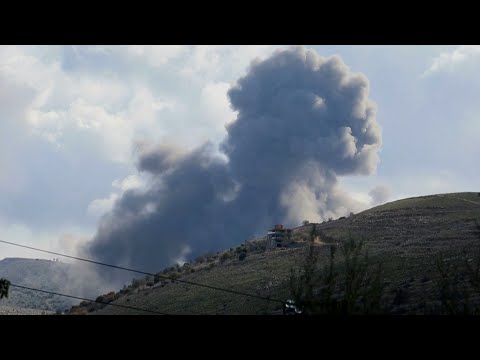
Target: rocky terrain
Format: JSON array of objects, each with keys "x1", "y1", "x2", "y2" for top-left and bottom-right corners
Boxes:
[{"x1": 0, "y1": 305, "x2": 53, "y2": 315}]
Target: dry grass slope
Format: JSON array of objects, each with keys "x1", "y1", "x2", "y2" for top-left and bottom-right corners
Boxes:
[{"x1": 83, "y1": 192, "x2": 480, "y2": 315}]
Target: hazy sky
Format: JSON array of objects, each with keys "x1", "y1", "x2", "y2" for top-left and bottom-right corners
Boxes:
[{"x1": 1, "y1": 45, "x2": 479, "y2": 260}]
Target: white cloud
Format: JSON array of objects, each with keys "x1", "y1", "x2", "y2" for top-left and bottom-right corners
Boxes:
[
  {"x1": 180, "y1": 45, "x2": 280, "y2": 82},
  {"x1": 25, "y1": 88, "x2": 179, "y2": 164},
  {"x1": 112, "y1": 174, "x2": 145, "y2": 192},
  {"x1": 2, "y1": 46, "x2": 282, "y2": 167},
  {"x1": 125, "y1": 45, "x2": 187, "y2": 67},
  {"x1": 125, "y1": 87, "x2": 177, "y2": 135},
  {"x1": 88, "y1": 174, "x2": 147, "y2": 219},
  {"x1": 424, "y1": 46, "x2": 480, "y2": 76},
  {"x1": 200, "y1": 81, "x2": 237, "y2": 138},
  {"x1": 1, "y1": 46, "x2": 181, "y2": 164},
  {"x1": 26, "y1": 99, "x2": 133, "y2": 163},
  {"x1": 87, "y1": 193, "x2": 119, "y2": 218},
  {"x1": 26, "y1": 109, "x2": 65, "y2": 145},
  {"x1": 67, "y1": 76, "x2": 130, "y2": 107},
  {"x1": 65, "y1": 45, "x2": 279, "y2": 81}
]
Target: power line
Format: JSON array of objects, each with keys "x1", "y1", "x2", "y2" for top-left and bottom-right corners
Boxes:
[
  {"x1": 0, "y1": 239, "x2": 285, "y2": 304},
  {"x1": 10, "y1": 283, "x2": 169, "y2": 315}
]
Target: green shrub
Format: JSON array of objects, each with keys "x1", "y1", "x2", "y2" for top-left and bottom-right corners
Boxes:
[
  {"x1": 239, "y1": 252, "x2": 247, "y2": 261},
  {"x1": 235, "y1": 246, "x2": 247, "y2": 254},
  {"x1": 290, "y1": 228, "x2": 385, "y2": 315},
  {"x1": 220, "y1": 252, "x2": 231, "y2": 263}
]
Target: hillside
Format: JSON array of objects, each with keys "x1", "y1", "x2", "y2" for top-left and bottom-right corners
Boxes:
[
  {"x1": 0, "y1": 305, "x2": 53, "y2": 315},
  {"x1": 71, "y1": 192, "x2": 480, "y2": 315},
  {"x1": 0, "y1": 258, "x2": 78, "y2": 312}
]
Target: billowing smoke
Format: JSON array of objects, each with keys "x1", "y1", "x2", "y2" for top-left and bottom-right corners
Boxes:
[
  {"x1": 86, "y1": 46, "x2": 382, "y2": 275},
  {"x1": 86, "y1": 142, "x2": 238, "y2": 275},
  {"x1": 369, "y1": 185, "x2": 392, "y2": 206}
]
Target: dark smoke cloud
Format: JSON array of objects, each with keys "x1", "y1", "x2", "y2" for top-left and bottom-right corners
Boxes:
[
  {"x1": 86, "y1": 46, "x2": 382, "y2": 275},
  {"x1": 86, "y1": 142, "x2": 236, "y2": 273}
]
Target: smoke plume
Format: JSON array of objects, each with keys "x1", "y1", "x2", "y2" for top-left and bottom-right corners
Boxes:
[
  {"x1": 86, "y1": 46, "x2": 382, "y2": 275},
  {"x1": 369, "y1": 185, "x2": 392, "y2": 206}
]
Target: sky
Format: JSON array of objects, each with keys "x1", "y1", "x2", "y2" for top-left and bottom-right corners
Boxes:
[{"x1": 1, "y1": 45, "x2": 479, "y2": 262}]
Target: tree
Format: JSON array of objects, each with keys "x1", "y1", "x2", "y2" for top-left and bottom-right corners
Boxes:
[
  {"x1": 290, "y1": 231, "x2": 385, "y2": 315},
  {"x1": 302, "y1": 220, "x2": 310, "y2": 226},
  {"x1": 0, "y1": 278, "x2": 10, "y2": 299}
]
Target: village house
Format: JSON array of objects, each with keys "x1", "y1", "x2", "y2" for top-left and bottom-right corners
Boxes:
[{"x1": 266, "y1": 224, "x2": 293, "y2": 249}]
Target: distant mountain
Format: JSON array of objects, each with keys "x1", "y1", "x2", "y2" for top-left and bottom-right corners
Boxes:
[{"x1": 0, "y1": 257, "x2": 80, "y2": 312}]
